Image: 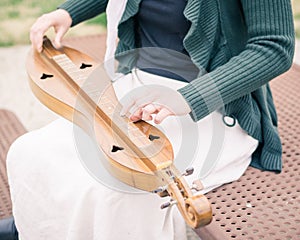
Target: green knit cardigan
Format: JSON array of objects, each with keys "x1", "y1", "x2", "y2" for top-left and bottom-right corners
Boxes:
[{"x1": 60, "y1": 0, "x2": 295, "y2": 172}]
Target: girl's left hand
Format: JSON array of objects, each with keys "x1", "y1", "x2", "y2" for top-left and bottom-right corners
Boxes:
[{"x1": 120, "y1": 85, "x2": 191, "y2": 124}]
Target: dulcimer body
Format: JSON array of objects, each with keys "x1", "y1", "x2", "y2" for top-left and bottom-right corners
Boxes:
[{"x1": 26, "y1": 37, "x2": 212, "y2": 228}]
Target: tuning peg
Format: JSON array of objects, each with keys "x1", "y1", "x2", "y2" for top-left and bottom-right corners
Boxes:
[
  {"x1": 160, "y1": 200, "x2": 177, "y2": 209},
  {"x1": 182, "y1": 167, "x2": 194, "y2": 176},
  {"x1": 152, "y1": 186, "x2": 167, "y2": 194},
  {"x1": 152, "y1": 186, "x2": 169, "y2": 197},
  {"x1": 191, "y1": 179, "x2": 204, "y2": 191}
]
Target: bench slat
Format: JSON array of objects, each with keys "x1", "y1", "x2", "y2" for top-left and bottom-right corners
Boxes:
[
  {"x1": 0, "y1": 110, "x2": 26, "y2": 219},
  {"x1": 196, "y1": 64, "x2": 300, "y2": 239}
]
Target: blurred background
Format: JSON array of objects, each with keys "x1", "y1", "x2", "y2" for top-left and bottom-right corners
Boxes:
[
  {"x1": 294, "y1": 0, "x2": 300, "y2": 37},
  {"x1": 0, "y1": 0, "x2": 107, "y2": 47},
  {"x1": 0, "y1": 0, "x2": 298, "y2": 47},
  {"x1": 0, "y1": 0, "x2": 299, "y2": 131}
]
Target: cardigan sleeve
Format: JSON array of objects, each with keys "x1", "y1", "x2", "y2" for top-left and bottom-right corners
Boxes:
[
  {"x1": 59, "y1": 0, "x2": 108, "y2": 27},
  {"x1": 178, "y1": 0, "x2": 295, "y2": 122}
]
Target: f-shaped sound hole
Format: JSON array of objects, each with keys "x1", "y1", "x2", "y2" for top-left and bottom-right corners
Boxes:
[
  {"x1": 149, "y1": 134, "x2": 160, "y2": 141},
  {"x1": 40, "y1": 73, "x2": 54, "y2": 80},
  {"x1": 80, "y1": 63, "x2": 93, "y2": 69},
  {"x1": 111, "y1": 145, "x2": 124, "y2": 153}
]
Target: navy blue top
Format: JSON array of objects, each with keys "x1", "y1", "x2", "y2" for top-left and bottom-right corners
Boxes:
[{"x1": 135, "y1": 0, "x2": 199, "y2": 82}]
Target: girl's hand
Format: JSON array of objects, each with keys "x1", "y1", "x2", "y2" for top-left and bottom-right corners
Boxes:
[
  {"x1": 30, "y1": 9, "x2": 72, "y2": 52},
  {"x1": 120, "y1": 85, "x2": 191, "y2": 124}
]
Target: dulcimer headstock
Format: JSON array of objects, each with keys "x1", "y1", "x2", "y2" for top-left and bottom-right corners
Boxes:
[{"x1": 152, "y1": 165, "x2": 212, "y2": 228}]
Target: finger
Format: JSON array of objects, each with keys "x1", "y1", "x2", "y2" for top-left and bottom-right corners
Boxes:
[
  {"x1": 30, "y1": 28, "x2": 45, "y2": 52},
  {"x1": 142, "y1": 104, "x2": 157, "y2": 121},
  {"x1": 130, "y1": 108, "x2": 143, "y2": 122},
  {"x1": 30, "y1": 17, "x2": 54, "y2": 52},
  {"x1": 54, "y1": 27, "x2": 66, "y2": 49},
  {"x1": 154, "y1": 108, "x2": 173, "y2": 124},
  {"x1": 141, "y1": 110, "x2": 153, "y2": 121},
  {"x1": 142, "y1": 104, "x2": 158, "y2": 114}
]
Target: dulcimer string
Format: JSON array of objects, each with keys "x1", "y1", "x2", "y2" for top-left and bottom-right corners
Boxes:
[
  {"x1": 42, "y1": 42, "x2": 171, "y2": 172},
  {"x1": 37, "y1": 37, "x2": 212, "y2": 228},
  {"x1": 42, "y1": 42, "x2": 194, "y2": 198}
]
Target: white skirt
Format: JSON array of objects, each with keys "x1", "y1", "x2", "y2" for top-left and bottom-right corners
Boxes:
[{"x1": 7, "y1": 69, "x2": 258, "y2": 240}]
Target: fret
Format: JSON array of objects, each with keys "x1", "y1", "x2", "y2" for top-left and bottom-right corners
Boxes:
[
  {"x1": 131, "y1": 136, "x2": 152, "y2": 148},
  {"x1": 128, "y1": 128, "x2": 148, "y2": 139},
  {"x1": 52, "y1": 54, "x2": 86, "y2": 85},
  {"x1": 84, "y1": 90, "x2": 102, "y2": 103},
  {"x1": 99, "y1": 96, "x2": 111, "y2": 104},
  {"x1": 52, "y1": 53, "x2": 152, "y2": 148},
  {"x1": 98, "y1": 99, "x2": 152, "y2": 145},
  {"x1": 82, "y1": 85, "x2": 102, "y2": 97},
  {"x1": 99, "y1": 103, "x2": 115, "y2": 118}
]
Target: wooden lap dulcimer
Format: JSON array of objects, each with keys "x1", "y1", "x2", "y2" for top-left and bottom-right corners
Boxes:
[{"x1": 26, "y1": 36, "x2": 212, "y2": 229}]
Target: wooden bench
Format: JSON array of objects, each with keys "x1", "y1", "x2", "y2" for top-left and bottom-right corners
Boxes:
[
  {"x1": 0, "y1": 110, "x2": 26, "y2": 219},
  {"x1": 195, "y1": 64, "x2": 300, "y2": 240},
  {"x1": 0, "y1": 35, "x2": 299, "y2": 239}
]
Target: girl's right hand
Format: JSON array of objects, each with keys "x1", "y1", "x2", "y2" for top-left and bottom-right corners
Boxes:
[{"x1": 30, "y1": 9, "x2": 72, "y2": 52}]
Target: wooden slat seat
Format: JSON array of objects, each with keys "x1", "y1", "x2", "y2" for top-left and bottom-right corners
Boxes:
[
  {"x1": 195, "y1": 65, "x2": 300, "y2": 239},
  {"x1": 0, "y1": 110, "x2": 26, "y2": 219}
]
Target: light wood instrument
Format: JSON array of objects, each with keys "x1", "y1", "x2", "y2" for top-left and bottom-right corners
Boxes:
[{"x1": 26, "y1": 36, "x2": 212, "y2": 229}]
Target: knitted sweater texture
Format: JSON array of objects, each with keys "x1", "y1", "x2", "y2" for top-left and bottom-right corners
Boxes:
[{"x1": 59, "y1": 0, "x2": 295, "y2": 172}]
